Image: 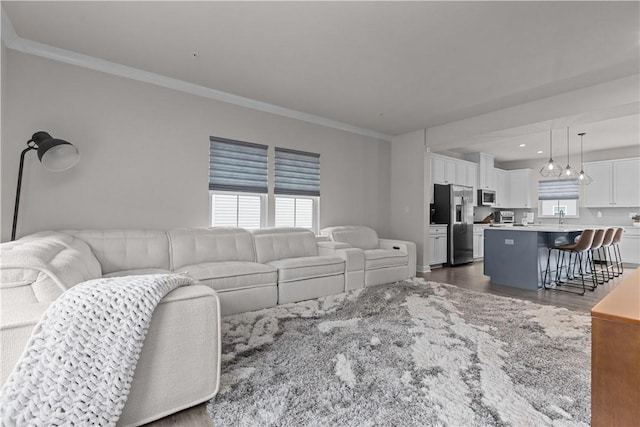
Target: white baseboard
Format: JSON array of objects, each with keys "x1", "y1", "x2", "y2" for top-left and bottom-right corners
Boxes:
[{"x1": 416, "y1": 265, "x2": 431, "y2": 274}]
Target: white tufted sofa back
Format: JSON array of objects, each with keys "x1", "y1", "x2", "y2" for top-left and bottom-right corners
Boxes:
[
  {"x1": 168, "y1": 227, "x2": 256, "y2": 269},
  {"x1": 65, "y1": 230, "x2": 170, "y2": 275},
  {"x1": 251, "y1": 228, "x2": 319, "y2": 264}
]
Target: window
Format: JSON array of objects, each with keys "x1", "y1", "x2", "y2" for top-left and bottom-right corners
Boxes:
[
  {"x1": 275, "y1": 196, "x2": 316, "y2": 229},
  {"x1": 209, "y1": 137, "x2": 268, "y2": 227},
  {"x1": 538, "y1": 179, "x2": 579, "y2": 218},
  {"x1": 274, "y1": 147, "x2": 320, "y2": 231}
]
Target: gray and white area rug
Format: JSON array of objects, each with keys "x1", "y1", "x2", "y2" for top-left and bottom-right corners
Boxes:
[{"x1": 208, "y1": 279, "x2": 591, "y2": 426}]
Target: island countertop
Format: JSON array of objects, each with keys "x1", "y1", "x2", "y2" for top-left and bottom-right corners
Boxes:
[{"x1": 484, "y1": 225, "x2": 614, "y2": 233}]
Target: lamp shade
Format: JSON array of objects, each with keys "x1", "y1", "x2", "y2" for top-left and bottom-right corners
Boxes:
[{"x1": 31, "y1": 131, "x2": 80, "y2": 172}]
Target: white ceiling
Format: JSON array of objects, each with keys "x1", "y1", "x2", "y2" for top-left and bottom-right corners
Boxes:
[{"x1": 3, "y1": 1, "x2": 640, "y2": 159}]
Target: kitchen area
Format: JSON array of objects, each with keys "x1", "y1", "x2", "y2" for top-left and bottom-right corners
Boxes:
[{"x1": 427, "y1": 147, "x2": 640, "y2": 290}]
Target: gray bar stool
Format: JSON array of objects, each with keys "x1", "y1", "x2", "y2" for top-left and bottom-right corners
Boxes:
[
  {"x1": 543, "y1": 229, "x2": 596, "y2": 295},
  {"x1": 588, "y1": 229, "x2": 607, "y2": 286},
  {"x1": 609, "y1": 227, "x2": 624, "y2": 277},
  {"x1": 600, "y1": 228, "x2": 616, "y2": 282}
]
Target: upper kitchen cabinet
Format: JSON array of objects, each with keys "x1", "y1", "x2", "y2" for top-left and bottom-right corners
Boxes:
[
  {"x1": 493, "y1": 168, "x2": 510, "y2": 208},
  {"x1": 465, "y1": 153, "x2": 494, "y2": 190},
  {"x1": 584, "y1": 158, "x2": 640, "y2": 207},
  {"x1": 429, "y1": 154, "x2": 479, "y2": 203},
  {"x1": 507, "y1": 169, "x2": 533, "y2": 208}
]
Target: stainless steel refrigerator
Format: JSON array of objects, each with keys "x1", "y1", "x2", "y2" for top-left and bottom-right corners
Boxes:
[{"x1": 433, "y1": 184, "x2": 474, "y2": 266}]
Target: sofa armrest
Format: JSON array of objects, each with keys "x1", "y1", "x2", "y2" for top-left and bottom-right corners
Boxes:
[
  {"x1": 318, "y1": 244, "x2": 365, "y2": 291},
  {"x1": 378, "y1": 239, "x2": 417, "y2": 278},
  {"x1": 1, "y1": 302, "x2": 50, "y2": 386},
  {"x1": 317, "y1": 241, "x2": 351, "y2": 251}
]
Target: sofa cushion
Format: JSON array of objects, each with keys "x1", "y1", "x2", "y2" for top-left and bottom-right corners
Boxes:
[
  {"x1": 174, "y1": 261, "x2": 277, "y2": 292},
  {"x1": 66, "y1": 230, "x2": 170, "y2": 275},
  {"x1": 168, "y1": 227, "x2": 256, "y2": 270},
  {"x1": 268, "y1": 256, "x2": 344, "y2": 283},
  {"x1": 252, "y1": 228, "x2": 319, "y2": 264},
  {"x1": 322, "y1": 226, "x2": 380, "y2": 250},
  {"x1": 365, "y1": 249, "x2": 408, "y2": 270},
  {"x1": 103, "y1": 268, "x2": 172, "y2": 278}
]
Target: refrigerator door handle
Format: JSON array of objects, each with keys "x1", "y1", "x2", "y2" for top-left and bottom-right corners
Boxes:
[{"x1": 461, "y1": 196, "x2": 467, "y2": 232}]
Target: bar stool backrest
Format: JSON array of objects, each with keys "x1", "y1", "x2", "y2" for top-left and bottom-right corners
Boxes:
[
  {"x1": 573, "y1": 229, "x2": 595, "y2": 252},
  {"x1": 602, "y1": 228, "x2": 615, "y2": 246},
  {"x1": 591, "y1": 229, "x2": 606, "y2": 250},
  {"x1": 612, "y1": 227, "x2": 624, "y2": 244}
]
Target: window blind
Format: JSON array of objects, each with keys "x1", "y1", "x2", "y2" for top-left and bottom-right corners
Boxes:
[
  {"x1": 209, "y1": 137, "x2": 268, "y2": 193},
  {"x1": 538, "y1": 179, "x2": 579, "y2": 200},
  {"x1": 274, "y1": 147, "x2": 320, "y2": 197}
]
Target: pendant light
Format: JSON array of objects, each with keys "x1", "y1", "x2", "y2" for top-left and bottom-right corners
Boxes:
[
  {"x1": 539, "y1": 129, "x2": 562, "y2": 177},
  {"x1": 560, "y1": 127, "x2": 578, "y2": 180},
  {"x1": 576, "y1": 132, "x2": 593, "y2": 186}
]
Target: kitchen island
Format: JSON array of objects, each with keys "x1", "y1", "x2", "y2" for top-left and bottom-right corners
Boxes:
[{"x1": 483, "y1": 226, "x2": 586, "y2": 290}]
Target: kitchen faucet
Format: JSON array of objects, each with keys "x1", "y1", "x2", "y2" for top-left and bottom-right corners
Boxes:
[{"x1": 559, "y1": 210, "x2": 565, "y2": 226}]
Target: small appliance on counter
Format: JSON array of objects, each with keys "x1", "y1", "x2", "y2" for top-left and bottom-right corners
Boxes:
[
  {"x1": 499, "y1": 211, "x2": 514, "y2": 223},
  {"x1": 522, "y1": 212, "x2": 535, "y2": 225}
]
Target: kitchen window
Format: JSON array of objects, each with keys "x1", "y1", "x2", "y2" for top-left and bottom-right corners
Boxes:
[
  {"x1": 209, "y1": 137, "x2": 268, "y2": 228},
  {"x1": 538, "y1": 179, "x2": 579, "y2": 218}
]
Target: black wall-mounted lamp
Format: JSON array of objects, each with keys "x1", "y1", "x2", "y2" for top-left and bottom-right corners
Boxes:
[{"x1": 11, "y1": 131, "x2": 80, "y2": 240}]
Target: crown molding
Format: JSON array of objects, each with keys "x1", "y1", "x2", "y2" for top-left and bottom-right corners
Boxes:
[{"x1": 0, "y1": 8, "x2": 392, "y2": 142}]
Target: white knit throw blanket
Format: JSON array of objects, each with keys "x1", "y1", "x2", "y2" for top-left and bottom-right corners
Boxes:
[{"x1": 0, "y1": 274, "x2": 195, "y2": 427}]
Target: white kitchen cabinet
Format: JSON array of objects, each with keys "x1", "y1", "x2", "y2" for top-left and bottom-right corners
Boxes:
[
  {"x1": 431, "y1": 155, "x2": 446, "y2": 185},
  {"x1": 620, "y1": 227, "x2": 640, "y2": 266},
  {"x1": 507, "y1": 169, "x2": 533, "y2": 208},
  {"x1": 584, "y1": 162, "x2": 612, "y2": 207},
  {"x1": 584, "y1": 158, "x2": 640, "y2": 208},
  {"x1": 445, "y1": 160, "x2": 456, "y2": 185},
  {"x1": 429, "y1": 225, "x2": 448, "y2": 265},
  {"x1": 465, "y1": 153, "x2": 494, "y2": 190},
  {"x1": 473, "y1": 227, "x2": 484, "y2": 259},
  {"x1": 466, "y1": 163, "x2": 479, "y2": 205},
  {"x1": 613, "y1": 159, "x2": 640, "y2": 207},
  {"x1": 493, "y1": 168, "x2": 509, "y2": 208},
  {"x1": 430, "y1": 154, "x2": 478, "y2": 203}
]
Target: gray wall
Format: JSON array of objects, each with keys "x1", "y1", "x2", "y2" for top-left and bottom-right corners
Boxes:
[
  {"x1": 390, "y1": 130, "x2": 427, "y2": 270},
  {"x1": 1, "y1": 49, "x2": 391, "y2": 241}
]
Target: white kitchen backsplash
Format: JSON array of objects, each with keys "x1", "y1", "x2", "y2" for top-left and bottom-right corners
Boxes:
[{"x1": 512, "y1": 207, "x2": 639, "y2": 226}]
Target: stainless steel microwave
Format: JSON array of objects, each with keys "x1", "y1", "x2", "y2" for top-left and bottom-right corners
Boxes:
[{"x1": 477, "y1": 189, "x2": 496, "y2": 206}]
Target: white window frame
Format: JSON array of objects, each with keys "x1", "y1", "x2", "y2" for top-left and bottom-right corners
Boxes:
[
  {"x1": 537, "y1": 199, "x2": 580, "y2": 219},
  {"x1": 274, "y1": 195, "x2": 319, "y2": 233},
  {"x1": 209, "y1": 190, "x2": 267, "y2": 229}
]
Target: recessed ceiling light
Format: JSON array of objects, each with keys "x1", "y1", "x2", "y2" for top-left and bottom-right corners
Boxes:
[
  {"x1": 519, "y1": 144, "x2": 526, "y2": 147},
  {"x1": 537, "y1": 150, "x2": 543, "y2": 154}
]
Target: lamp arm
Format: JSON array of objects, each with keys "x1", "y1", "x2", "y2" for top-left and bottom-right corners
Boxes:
[{"x1": 11, "y1": 146, "x2": 36, "y2": 241}]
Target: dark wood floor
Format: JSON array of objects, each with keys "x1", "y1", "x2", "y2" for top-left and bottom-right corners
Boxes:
[
  {"x1": 146, "y1": 261, "x2": 634, "y2": 426},
  {"x1": 422, "y1": 260, "x2": 633, "y2": 313}
]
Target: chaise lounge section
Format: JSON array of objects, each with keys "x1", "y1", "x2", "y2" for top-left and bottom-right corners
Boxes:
[{"x1": 320, "y1": 225, "x2": 417, "y2": 287}]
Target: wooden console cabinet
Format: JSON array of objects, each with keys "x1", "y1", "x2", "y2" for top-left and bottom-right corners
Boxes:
[{"x1": 591, "y1": 268, "x2": 640, "y2": 426}]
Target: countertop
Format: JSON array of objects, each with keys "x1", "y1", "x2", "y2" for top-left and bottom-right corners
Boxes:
[
  {"x1": 592, "y1": 267, "x2": 640, "y2": 326},
  {"x1": 485, "y1": 225, "x2": 597, "y2": 233}
]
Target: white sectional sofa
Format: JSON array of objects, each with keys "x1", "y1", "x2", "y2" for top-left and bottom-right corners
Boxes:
[
  {"x1": 320, "y1": 226, "x2": 417, "y2": 287},
  {"x1": 0, "y1": 225, "x2": 415, "y2": 425}
]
